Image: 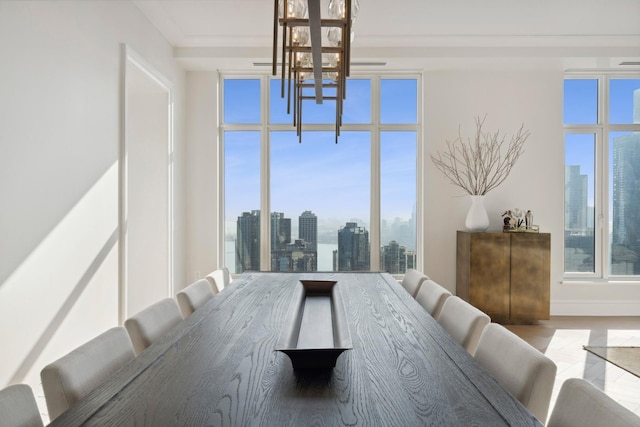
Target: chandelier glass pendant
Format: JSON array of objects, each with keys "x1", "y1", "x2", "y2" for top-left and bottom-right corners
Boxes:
[{"x1": 272, "y1": 0, "x2": 360, "y2": 143}]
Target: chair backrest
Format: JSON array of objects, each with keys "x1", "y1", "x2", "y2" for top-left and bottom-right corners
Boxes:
[
  {"x1": 176, "y1": 279, "x2": 214, "y2": 318},
  {"x1": 547, "y1": 378, "x2": 640, "y2": 427},
  {"x1": 124, "y1": 298, "x2": 183, "y2": 355},
  {"x1": 41, "y1": 326, "x2": 135, "y2": 420},
  {"x1": 0, "y1": 384, "x2": 44, "y2": 427},
  {"x1": 222, "y1": 267, "x2": 232, "y2": 286},
  {"x1": 437, "y1": 296, "x2": 490, "y2": 356},
  {"x1": 205, "y1": 269, "x2": 225, "y2": 294},
  {"x1": 415, "y1": 279, "x2": 452, "y2": 320},
  {"x1": 474, "y1": 323, "x2": 557, "y2": 423},
  {"x1": 400, "y1": 269, "x2": 428, "y2": 298}
]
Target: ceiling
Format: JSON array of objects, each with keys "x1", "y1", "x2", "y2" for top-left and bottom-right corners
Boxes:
[{"x1": 133, "y1": 0, "x2": 640, "y2": 71}]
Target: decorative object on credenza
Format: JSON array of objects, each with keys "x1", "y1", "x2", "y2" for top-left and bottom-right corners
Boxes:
[
  {"x1": 466, "y1": 195, "x2": 490, "y2": 232},
  {"x1": 501, "y1": 209, "x2": 539, "y2": 232},
  {"x1": 276, "y1": 279, "x2": 352, "y2": 370},
  {"x1": 430, "y1": 116, "x2": 530, "y2": 232}
]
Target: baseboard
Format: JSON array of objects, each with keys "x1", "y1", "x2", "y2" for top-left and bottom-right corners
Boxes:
[{"x1": 551, "y1": 300, "x2": 640, "y2": 316}]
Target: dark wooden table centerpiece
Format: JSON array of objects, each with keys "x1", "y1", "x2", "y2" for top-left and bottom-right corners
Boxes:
[{"x1": 276, "y1": 279, "x2": 352, "y2": 370}]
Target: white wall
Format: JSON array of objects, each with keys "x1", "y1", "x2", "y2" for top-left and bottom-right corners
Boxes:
[
  {"x1": 423, "y1": 66, "x2": 564, "y2": 288},
  {"x1": 423, "y1": 66, "x2": 640, "y2": 315},
  {"x1": 185, "y1": 72, "x2": 220, "y2": 288},
  {"x1": 0, "y1": 0, "x2": 186, "y2": 412},
  {"x1": 125, "y1": 59, "x2": 172, "y2": 317}
]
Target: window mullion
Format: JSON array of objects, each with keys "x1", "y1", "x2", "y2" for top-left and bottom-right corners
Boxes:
[
  {"x1": 595, "y1": 127, "x2": 605, "y2": 279},
  {"x1": 596, "y1": 76, "x2": 607, "y2": 279},
  {"x1": 370, "y1": 76, "x2": 381, "y2": 270},
  {"x1": 260, "y1": 75, "x2": 271, "y2": 271},
  {"x1": 415, "y1": 74, "x2": 424, "y2": 272},
  {"x1": 217, "y1": 73, "x2": 225, "y2": 271}
]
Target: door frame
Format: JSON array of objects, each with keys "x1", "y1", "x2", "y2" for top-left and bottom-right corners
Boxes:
[{"x1": 119, "y1": 44, "x2": 175, "y2": 324}]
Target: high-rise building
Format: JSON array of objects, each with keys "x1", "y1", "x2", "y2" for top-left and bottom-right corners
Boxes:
[
  {"x1": 299, "y1": 211, "x2": 318, "y2": 250},
  {"x1": 380, "y1": 240, "x2": 415, "y2": 274},
  {"x1": 406, "y1": 249, "x2": 417, "y2": 270},
  {"x1": 611, "y1": 89, "x2": 640, "y2": 273},
  {"x1": 565, "y1": 165, "x2": 589, "y2": 233},
  {"x1": 337, "y1": 222, "x2": 370, "y2": 271},
  {"x1": 611, "y1": 134, "x2": 640, "y2": 273},
  {"x1": 270, "y1": 212, "x2": 291, "y2": 250},
  {"x1": 269, "y1": 212, "x2": 318, "y2": 272},
  {"x1": 236, "y1": 210, "x2": 260, "y2": 272},
  {"x1": 381, "y1": 240, "x2": 402, "y2": 274},
  {"x1": 564, "y1": 165, "x2": 594, "y2": 273},
  {"x1": 272, "y1": 239, "x2": 318, "y2": 272}
]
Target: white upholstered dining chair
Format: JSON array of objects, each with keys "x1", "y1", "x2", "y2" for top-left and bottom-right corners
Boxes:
[
  {"x1": 437, "y1": 295, "x2": 490, "y2": 355},
  {"x1": 40, "y1": 326, "x2": 135, "y2": 420},
  {"x1": 0, "y1": 384, "x2": 44, "y2": 427},
  {"x1": 222, "y1": 267, "x2": 232, "y2": 286},
  {"x1": 400, "y1": 269, "x2": 428, "y2": 298},
  {"x1": 205, "y1": 269, "x2": 225, "y2": 294},
  {"x1": 547, "y1": 378, "x2": 640, "y2": 427},
  {"x1": 415, "y1": 279, "x2": 452, "y2": 320},
  {"x1": 176, "y1": 278, "x2": 214, "y2": 318},
  {"x1": 124, "y1": 298, "x2": 183, "y2": 355},
  {"x1": 474, "y1": 323, "x2": 557, "y2": 423}
]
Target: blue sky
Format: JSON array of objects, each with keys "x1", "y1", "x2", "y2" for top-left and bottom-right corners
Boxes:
[
  {"x1": 564, "y1": 79, "x2": 640, "y2": 124},
  {"x1": 564, "y1": 78, "x2": 640, "y2": 207},
  {"x1": 223, "y1": 78, "x2": 417, "y2": 237}
]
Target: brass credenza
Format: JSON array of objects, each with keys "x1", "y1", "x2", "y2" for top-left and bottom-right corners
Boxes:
[{"x1": 456, "y1": 230, "x2": 550, "y2": 322}]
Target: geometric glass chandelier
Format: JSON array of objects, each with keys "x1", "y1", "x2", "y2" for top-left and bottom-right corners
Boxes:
[{"x1": 272, "y1": 0, "x2": 360, "y2": 143}]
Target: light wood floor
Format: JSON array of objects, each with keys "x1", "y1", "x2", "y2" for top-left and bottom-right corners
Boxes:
[{"x1": 506, "y1": 316, "x2": 640, "y2": 422}]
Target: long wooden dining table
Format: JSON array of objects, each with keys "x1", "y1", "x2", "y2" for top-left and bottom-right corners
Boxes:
[{"x1": 50, "y1": 271, "x2": 542, "y2": 426}]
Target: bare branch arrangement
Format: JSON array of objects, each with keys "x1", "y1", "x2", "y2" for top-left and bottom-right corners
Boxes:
[{"x1": 430, "y1": 116, "x2": 530, "y2": 195}]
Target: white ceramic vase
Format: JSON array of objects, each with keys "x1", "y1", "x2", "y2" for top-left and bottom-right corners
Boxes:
[{"x1": 465, "y1": 195, "x2": 490, "y2": 232}]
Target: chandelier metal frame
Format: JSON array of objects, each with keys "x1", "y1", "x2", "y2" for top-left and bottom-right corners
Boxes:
[{"x1": 272, "y1": 0, "x2": 352, "y2": 143}]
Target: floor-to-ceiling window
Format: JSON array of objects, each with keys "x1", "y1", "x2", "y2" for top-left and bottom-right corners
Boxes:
[
  {"x1": 564, "y1": 75, "x2": 640, "y2": 279},
  {"x1": 222, "y1": 74, "x2": 421, "y2": 275}
]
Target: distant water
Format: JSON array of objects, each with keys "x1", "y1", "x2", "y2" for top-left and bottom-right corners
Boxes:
[
  {"x1": 225, "y1": 240, "x2": 337, "y2": 272},
  {"x1": 224, "y1": 240, "x2": 235, "y2": 271},
  {"x1": 317, "y1": 243, "x2": 338, "y2": 271}
]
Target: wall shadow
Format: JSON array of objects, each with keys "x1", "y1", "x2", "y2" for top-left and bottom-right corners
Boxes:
[{"x1": 8, "y1": 228, "x2": 118, "y2": 384}]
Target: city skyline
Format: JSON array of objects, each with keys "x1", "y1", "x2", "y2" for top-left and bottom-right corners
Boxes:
[
  {"x1": 230, "y1": 207, "x2": 415, "y2": 248},
  {"x1": 565, "y1": 129, "x2": 640, "y2": 274},
  {"x1": 381, "y1": 240, "x2": 417, "y2": 274},
  {"x1": 234, "y1": 209, "x2": 415, "y2": 274}
]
